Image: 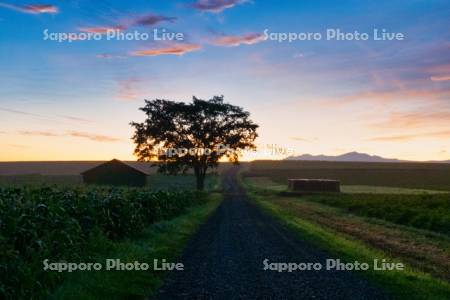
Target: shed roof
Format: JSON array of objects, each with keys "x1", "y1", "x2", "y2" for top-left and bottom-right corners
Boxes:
[{"x1": 81, "y1": 159, "x2": 150, "y2": 176}]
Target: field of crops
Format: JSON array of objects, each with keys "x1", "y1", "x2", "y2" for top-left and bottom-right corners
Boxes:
[
  {"x1": 0, "y1": 185, "x2": 207, "y2": 299},
  {"x1": 243, "y1": 160, "x2": 450, "y2": 236},
  {"x1": 0, "y1": 173, "x2": 220, "y2": 191},
  {"x1": 303, "y1": 193, "x2": 450, "y2": 236},
  {"x1": 243, "y1": 171, "x2": 450, "y2": 236},
  {"x1": 246, "y1": 160, "x2": 450, "y2": 191},
  {"x1": 0, "y1": 174, "x2": 82, "y2": 187},
  {"x1": 242, "y1": 170, "x2": 450, "y2": 290}
]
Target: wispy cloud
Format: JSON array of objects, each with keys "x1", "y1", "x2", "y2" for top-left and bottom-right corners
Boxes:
[
  {"x1": 56, "y1": 115, "x2": 92, "y2": 123},
  {"x1": 96, "y1": 53, "x2": 127, "y2": 59},
  {"x1": 68, "y1": 131, "x2": 120, "y2": 142},
  {"x1": 1, "y1": 107, "x2": 92, "y2": 123},
  {"x1": 212, "y1": 33, "x2": 264, "y2": 47},
  {"x1": 133, "y1": 14, "x2": 176, "y2": 26},
  {"x1": 17, "y1": 130, "x2": 121, "y2": 142},
  {"x1": 116, "y1": 78, "x2": 141, "y2": 101},
  {"x1": 22, "y1": 4, "x2": 57, "y2": 14},
  {"x1": 79, "y1": 14, "x2": 175, "y2": 35},
  {"x1": 0, "y1": 2, "x2": 58, "y2": 14},
  {"x1": 425, "y1": 63, "x2": 450, "y2": 73},
  {"x1": 78, "y1": 25, "x2": 125, "y2": 34},
  {"x1": 431, "y1": 75, "x2": 450, "y2": 81},
  {"x1": 0, "y1": 107, "x2": 43, "y2": 118},
  {"x1": 191, "y1": 0, "x2": 246, "y2": 12},
  {"x1": 372, "y1": 110, "x2": 450, "y2": 128},
  {"x1": 315, "y1": 43, "x2": 450, "y2": 109},
  {"x1": 340, "y1": 88, "x2": 450, "y2": 104},
  {"x1": 131, "y1": 43, "x2": 201, "y2": 56},
  {"x1": 19, "y1": 130, "x2": 60, "y2": 137},
  {"x1": 370, "y1": 130, "x2": 450, "y2": 142},
  {"x1": 317, "y1": 80, "x2": 450, "y2": 111},
  {"x1": 6, "y1": 144, "x2": 29, "y2": 149},
  {"x1": 290, "y1": 136, "x2": 317, "y2": 142}
]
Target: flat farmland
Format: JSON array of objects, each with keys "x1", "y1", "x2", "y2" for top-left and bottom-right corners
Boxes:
[{"x1": 245, "y1": 160, "x2": 450, "y2": 191}]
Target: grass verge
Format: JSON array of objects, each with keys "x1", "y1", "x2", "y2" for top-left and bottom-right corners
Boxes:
[
  {"x1": 240, "y1": 176, "x2": 450, "y2": 300},
  {"x1": 50, "y1": 193, "x2": 222, "y2": 300}
]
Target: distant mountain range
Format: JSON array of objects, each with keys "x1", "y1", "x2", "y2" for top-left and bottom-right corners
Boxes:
[{"x1": 285, "y1": 151, "x2": 450, "y2": 163}]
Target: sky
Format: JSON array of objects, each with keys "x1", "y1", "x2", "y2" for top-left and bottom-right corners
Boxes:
[{"x1": 0, "y1": 0, "x2": 449, "y2": 162}]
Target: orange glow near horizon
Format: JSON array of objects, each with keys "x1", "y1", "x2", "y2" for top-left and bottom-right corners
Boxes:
[{"x1": 1, "y1": 94, "x2": 449, "y2": 162}]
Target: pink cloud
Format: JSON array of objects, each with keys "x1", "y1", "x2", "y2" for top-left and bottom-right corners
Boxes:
[
  {"x1": 370, "y1": 130, "x2": 450, "y2": 142},
  {"x1": 78, "y1": 14, "x2": 175, "y2": 36},
  {"x1": 191, "y1": 0, "x2": 246, "y2": 12},
  {"x1": 423, "y1": 63, "x2": 450, "y2": 82},
  {"x1": 370, "y1": 110, "x2": 450, "y2": 129},
  {"x1": 431, "y1": 75, "x2": 450, "y2": 82},
  {"x1": 78, "y1": 26, "x2": 125, "y2": 34},
  {"x1": 22, "y1": 4, "x2": 57, "y2": 14},
  {"x1": 0, "y1": 2, "x2": 58, "y2": 14},
  {"x1": 212, "y1": 33, "x2": 264, "y2": 47},
  {"x1": 68, "y1": 131, "x2": 120, "y2": 142},
  {"x1": 341, "y1": 89, "x2": 449, "y2": 104},
  {"x1": 131, "y1": 43, "x2": 201, "y2": 56},
  {"x1": 319, "y1": 86, "x2": 450, "y2": 108}
]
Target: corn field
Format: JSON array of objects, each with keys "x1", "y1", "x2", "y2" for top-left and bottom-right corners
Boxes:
[{"x1": 0, "y1": 186, "x2": 206, "y2": 298}]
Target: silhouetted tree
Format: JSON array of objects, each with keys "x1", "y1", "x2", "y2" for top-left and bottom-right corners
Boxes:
[{"x1": 130, "y1": 96, "x2": 259, "y2": 190}]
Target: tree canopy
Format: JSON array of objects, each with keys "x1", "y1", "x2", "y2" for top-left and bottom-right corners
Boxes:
[{"x1": 130, "y1": 96, "x2": 258, "y2": 190}]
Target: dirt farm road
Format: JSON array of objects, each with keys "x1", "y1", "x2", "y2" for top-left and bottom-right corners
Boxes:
[{"x1": 153, "y1": 167, "x2": 389, "y2": 299}]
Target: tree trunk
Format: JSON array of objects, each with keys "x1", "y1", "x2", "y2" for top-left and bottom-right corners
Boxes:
[
  {"x1": 194, "y1": 165, "x2": 205, "y2": 191},
  {"x1": 196, "y1": 173, "x2": 205, "y2": 191}
]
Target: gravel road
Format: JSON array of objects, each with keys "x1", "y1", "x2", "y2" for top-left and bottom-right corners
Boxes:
[{"x1": 153, "y1": 167, "x2": 390, "y2": 299}]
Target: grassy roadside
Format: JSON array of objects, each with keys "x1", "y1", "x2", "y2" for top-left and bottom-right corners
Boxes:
[
  {"x1": 50, "y1": 193, "x2": 222, "y2": 300},
  {"x1": 239, "y1": 176, "x2": 450, "y2": 300}
]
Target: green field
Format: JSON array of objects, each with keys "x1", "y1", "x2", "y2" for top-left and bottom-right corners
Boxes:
[
  {"x1": 51, "y1": 194, "x2": 222, "y2": 300},
  {"x1": 0, "y1": 174, "x2": 82, "y2": 186},
  {"x1": 340, "y1": 185, "x2": 449, "y2": 194},
  {"x1": 0, "y1": 173, "x2": 219, "y2": 190},
  {"x1": 0, "y1": 174, "x2": 220, "y2": 299},
  {"x1": 303, "y1": 193, "x2": 450, "y2": 235},
  {"x1": 244, "y1": 176, "x2": 450, "y2": 236},
  {"x1": 246, "y1": 160, "x2": 450, "y2": 191}
]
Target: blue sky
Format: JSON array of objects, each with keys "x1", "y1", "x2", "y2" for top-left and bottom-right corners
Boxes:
[{"x1": 0, "y1": 0, "x2": 449, "y2": 161}]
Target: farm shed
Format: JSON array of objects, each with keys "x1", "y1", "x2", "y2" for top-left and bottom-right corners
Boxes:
[
  {"x1": 81, "y1": 159, "x2": 148, "y2": 187},
  {"x1": 288, "y1": 179, "x2": 340, "y2": 193}
]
